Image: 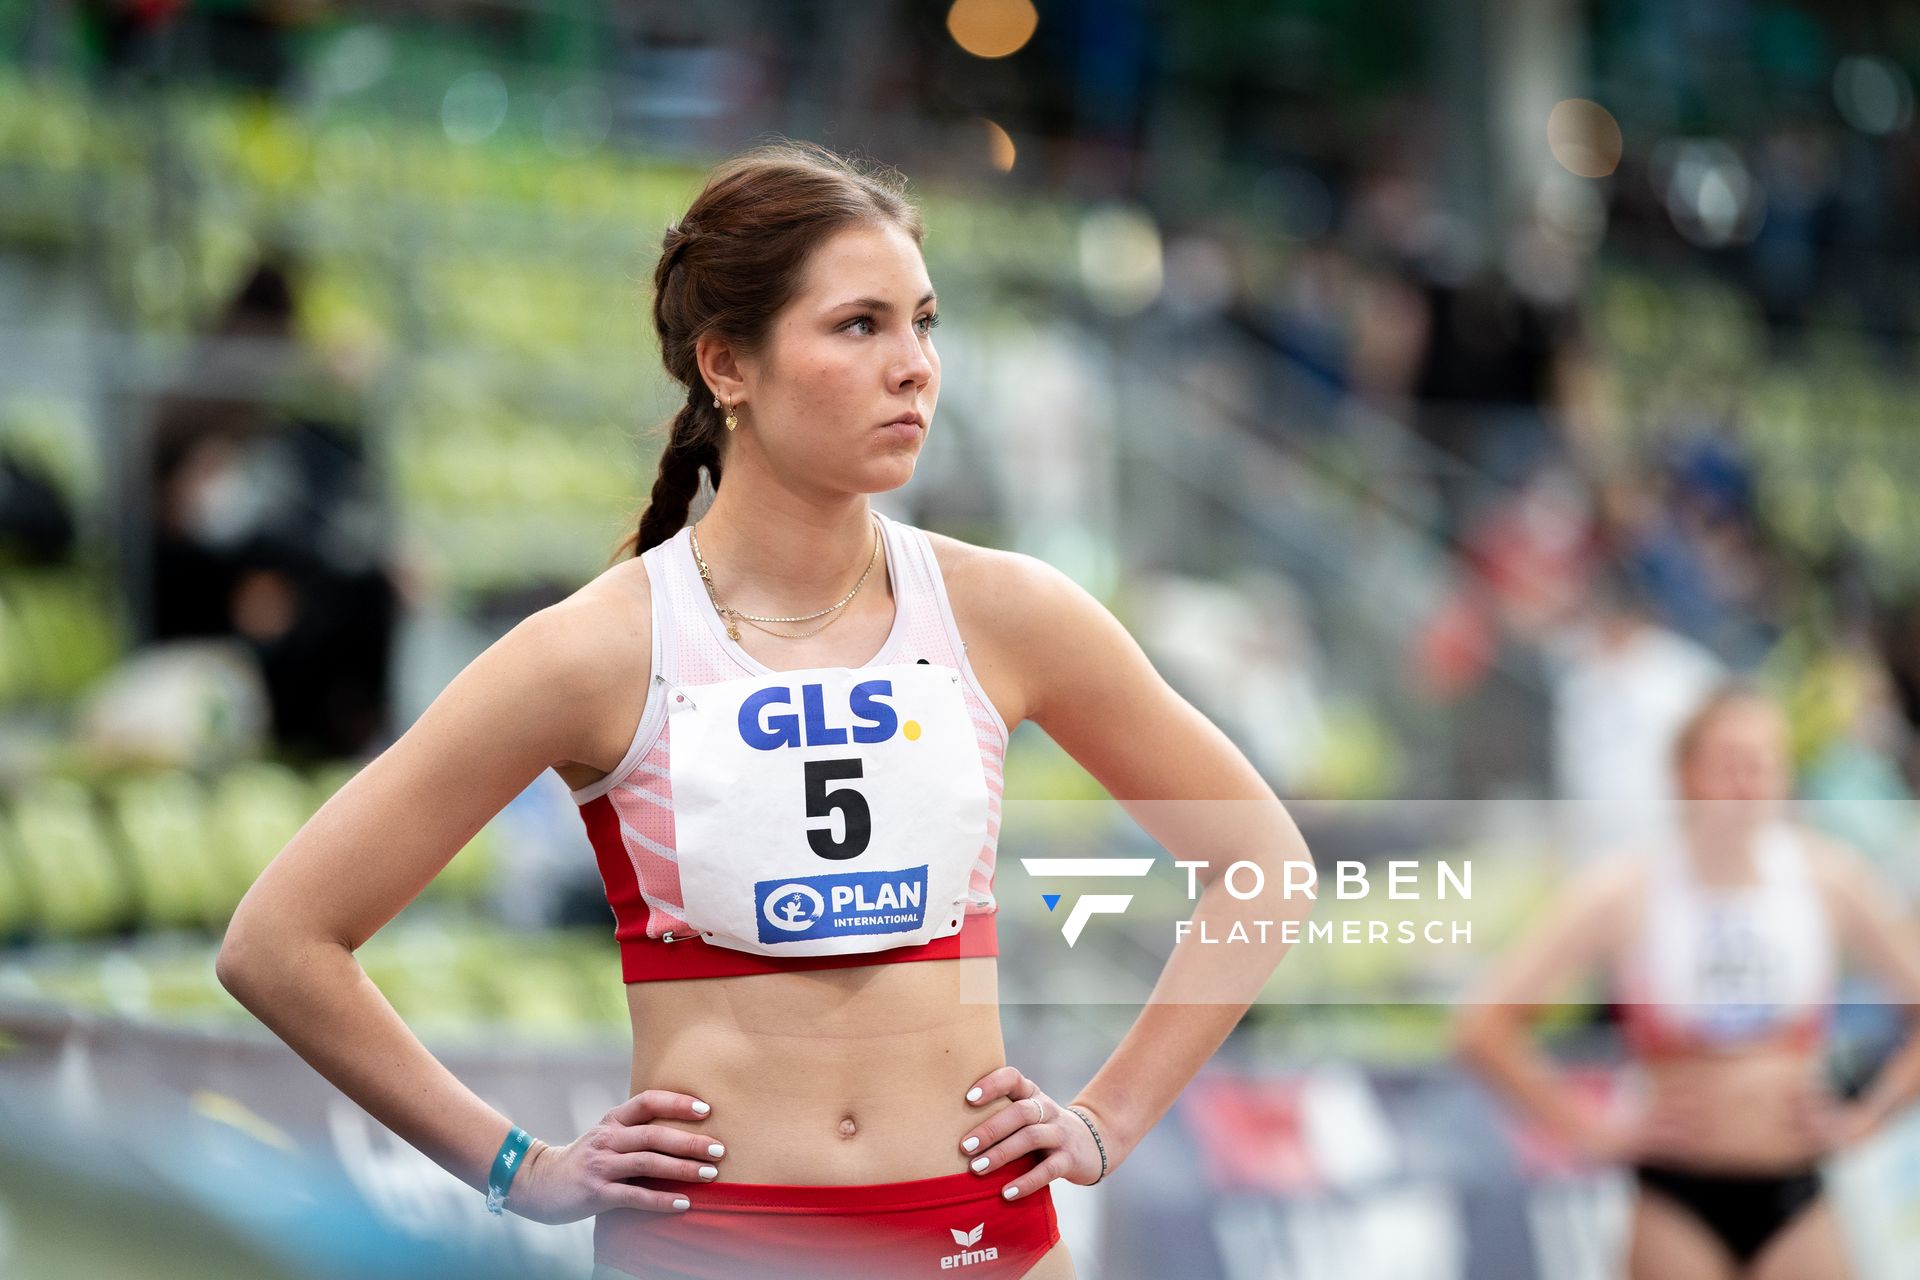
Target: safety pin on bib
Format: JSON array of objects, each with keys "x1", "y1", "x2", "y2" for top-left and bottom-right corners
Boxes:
[{"x1": 657, "y1": 672, "x2": 698, "y2": 711}]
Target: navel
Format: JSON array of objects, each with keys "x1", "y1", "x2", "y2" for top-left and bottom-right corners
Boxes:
[{"x1": 837, "y1": 1114, "x2": 859, "y2": 1139}]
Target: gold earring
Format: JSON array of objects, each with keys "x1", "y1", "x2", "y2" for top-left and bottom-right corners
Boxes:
[{"x1": 724, "y1": 399, "x2": 739, "y2": 432}]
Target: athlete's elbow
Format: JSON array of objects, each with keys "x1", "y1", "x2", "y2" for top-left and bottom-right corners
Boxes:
[
  {"x1": 216, "y1": 910, "x2": 322, "y2": 1000},
  {"x1": 215, "y1": 919, "x2": 273, "y2": 999},
  {"x1": 215, "y1": 939, "x2": 256, "y2": 1003}
]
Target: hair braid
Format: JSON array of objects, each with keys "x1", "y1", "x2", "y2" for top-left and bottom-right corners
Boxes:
[{"x1": 634, "y1": 393, "x2": 721, "y2": 554}]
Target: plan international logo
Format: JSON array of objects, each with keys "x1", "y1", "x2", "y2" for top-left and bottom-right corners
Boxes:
[{"x1": 753, "y1": 865, "x2": 930, "y2": 943}]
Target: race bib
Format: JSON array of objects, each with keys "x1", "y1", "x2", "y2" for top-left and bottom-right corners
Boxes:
[
  {"x1": 1691, "y1": 901, "x2": 1790, "y2": 1043},
  {"x1": 666, "y1": 662, "x2": 989, "y2": 956}
]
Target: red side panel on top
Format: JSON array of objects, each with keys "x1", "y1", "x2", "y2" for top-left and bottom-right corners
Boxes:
[{"x1": 580, "y1": 793, "x2": 652, "y2": 947}]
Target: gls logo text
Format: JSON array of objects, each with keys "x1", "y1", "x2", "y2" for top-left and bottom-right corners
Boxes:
[
  {"x1": 738, "y1": 680, "x2": 900, "y2": 749},
  {"x1": 1020, "y1": 858, "x2": 1155, "y2": 945}
]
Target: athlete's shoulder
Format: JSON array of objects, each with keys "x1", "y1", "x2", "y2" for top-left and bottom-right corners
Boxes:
[
  {"x1": 923, "y1": 527, "x2": 1155, "y2": 736},
  {"x1": 921, "y1": 528, "x2": 1099, "y2": 636},
  {"x1": 1543, "y1": 852, "x2": 1651, "y2": 968},
  {"x1": 1571, "y1": 848, "x2": 1653, "y2": 909},
  {"x1": 508, "y1": 553, "x2": 654, "y2": 705},
  {"x1": 1790, "y1": 822, "x2": 1884, "y2": 909},
  {"x1": 497, "y1": 554, "x2": 658, "y2": 782}
]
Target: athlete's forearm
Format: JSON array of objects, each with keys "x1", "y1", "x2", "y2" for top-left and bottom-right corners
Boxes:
[
  {"x1": 217, "y1": 935, "x2": 520, "y2": 1196},
  {"x1": 1072, "y1": 852, "x2": 1313, "y2": 1169},
  {"x1": 1858, "y1": 1021, "x2": 1920, "y2": 1130},
  {"x1": 1454, "y1": 1007, "x2": 1598, "y2": 1147},
  {"x1": 1070, "y1": 998, "x2": 1243, "y2": 1174}
]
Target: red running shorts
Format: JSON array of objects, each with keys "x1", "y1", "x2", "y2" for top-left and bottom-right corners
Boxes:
[{"x1": 592, "y1": 1151, "x2": 1063, "y2": 1278}]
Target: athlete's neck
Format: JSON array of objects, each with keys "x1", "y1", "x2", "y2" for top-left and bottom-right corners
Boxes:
[
  {"x1": 1678, "y1": 812, "x2": 1772, "y2": 884},
  {"x1": 694, "y1": 489, "x2": 883, "y2": 616}
]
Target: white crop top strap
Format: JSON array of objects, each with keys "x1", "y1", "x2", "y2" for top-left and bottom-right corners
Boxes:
[
  {"x1": 1628, "y1": 820, "x2": 1836, "y2": 1043},
  {"x1": 889, "y1": 515, "x2": 1011, "y2": 748},
  {"x1": 566, "y1": 539, "x2": 676, "y2": 806}
]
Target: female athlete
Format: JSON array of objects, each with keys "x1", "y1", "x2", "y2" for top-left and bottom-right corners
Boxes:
[
  {"x1": 217, "y1": 141, "x2": 1311, "y2": 1279},
  {"x1": 1456, "y1": 684, "x2": 1920, "y2": 1279}
]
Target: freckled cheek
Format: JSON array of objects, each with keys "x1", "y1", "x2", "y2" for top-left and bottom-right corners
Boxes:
[{"x1": 807, "y1": 359, "x2": 872, "y2": 413}]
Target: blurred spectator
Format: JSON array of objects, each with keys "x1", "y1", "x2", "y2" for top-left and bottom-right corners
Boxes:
[
  {"x1": 1747, "y1": 125, "x2": 1838, "y2": 349},
  {"x1": 1405, "y1": 255, "x2": 1582, "y2": 536},
  {"x1": 1792, "y1": 640, "x2": 1915, "y2": 870},
  {"x1": 0, "y1": 448, "x2": 76, "y2": 565},
  {"x1": 79, "y1": 0, "x2": 300, "y2": 91},
  {"x1": 1406, "y1": 466, "x2": 1594, "y2": 797},
  {"x1": 1461, "y1": 464, "x2": 1597, "y2": 641},
  {"x1": 1546, "y1": 565, "x2": 1725, "y2": 860},
  {"x1": 137, "y1": 253, "x2": 396, "y2": 760},
  {"x1": 75, "y1": 0, "x2": 185, "y2": 82},
  {"x1": 1873, "y1": 595, "x2": 1920, "y2": 788},
  {"x1": 1602, "y1": 431, "x2": 1786, "y2": 665}
]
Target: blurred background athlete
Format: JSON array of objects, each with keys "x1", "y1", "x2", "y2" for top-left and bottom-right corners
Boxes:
[{"x1": 1457, "y1": 685, "x2": 1920, "y2": 1279}]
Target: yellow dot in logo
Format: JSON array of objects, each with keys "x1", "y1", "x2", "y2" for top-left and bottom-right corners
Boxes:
[{"x1": 903, "y1": 719, "x2": 922, "y2": 740}]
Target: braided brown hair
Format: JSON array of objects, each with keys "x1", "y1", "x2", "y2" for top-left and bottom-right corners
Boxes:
[{"x1": 619, "y1": 141, "x2": 925, "y2": 558}]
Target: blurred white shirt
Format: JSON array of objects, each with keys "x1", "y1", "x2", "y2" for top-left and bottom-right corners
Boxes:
[{"x1": 1550, "y1": 618, "x2": 1724, "y2": 861}]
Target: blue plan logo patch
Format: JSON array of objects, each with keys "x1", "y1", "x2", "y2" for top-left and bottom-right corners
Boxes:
[{"x1": 755, "y1": 865, "x2": 931, "y2": 943}]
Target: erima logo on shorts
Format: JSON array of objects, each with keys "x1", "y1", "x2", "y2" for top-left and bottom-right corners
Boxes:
[
  {"x1": 738, "y1": 680, "x2": 898, "y2": 749},
  {"x1": 942, "y1": 1222, "x2": 997, "y2": 1268},
  {"x1": 755, "y1": 866, "x2": 929, "y2": 943},
  {"x1": 1020, "y1": 858, "x2": 1157, "y2": 945}
]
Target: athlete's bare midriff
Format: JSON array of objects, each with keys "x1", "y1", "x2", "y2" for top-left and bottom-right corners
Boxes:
[
  {"x1": 1637, "y1": 1042, "x2": 1830, "y2": 1172},
  {"x1": 623, "y1": 954, "x2": 1010, "y2": 1184}
]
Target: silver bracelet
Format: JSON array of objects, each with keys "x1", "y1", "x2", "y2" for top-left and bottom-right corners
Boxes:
[{"x1": 1066, "y1": 1105, "x2": 1107, "y2": 1184}]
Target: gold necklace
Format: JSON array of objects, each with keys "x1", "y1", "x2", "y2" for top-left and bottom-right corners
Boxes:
[{"x1": 690, "y1": 515, "x2": 881, "y2": 641}]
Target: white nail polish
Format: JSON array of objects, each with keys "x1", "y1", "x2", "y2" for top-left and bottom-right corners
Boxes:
[
  {"x1": 699, "y1": 1165, "x2": 718, "y2": 1180},
  {"x1": 1002, "y1": 1185, "x2": 1019, "y2": 1199},
  {"x1": 708, "y1": 1143, "x2": 725, "y2": 1158},
  {"x1": 673, "y1": 1197, "x2": 690, "y2": 1210},
  {"x1": 691, "y1": 1100, "x2": 711, "y2": 1116},
  {"x1": 966, "y1": 1087, "x2": 983, "y2": 1102},
  {"x1": 971, "y1": 1155, "x2": 989, "y2": 1172},
  {"x1": 962, "y1": 1137, "x2": 980, "y2": 1153}
]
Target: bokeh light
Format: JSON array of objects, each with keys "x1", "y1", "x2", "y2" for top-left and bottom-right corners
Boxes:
[
  {"x1": 1656, "y1": 138, "x2": 1765, "y2": 248},
  {"x1": 1833, "y1": 55, "x2": 1914, "y2": 136},
  {"x1": 947, "y1": 0, "x2": 1039, "y2": 60},
  {"x1": 982, "y1": 117, "x2": 1016, "y2": 172},
  {"x1": 543, "y1": 85, "x2": 612, "y2": 158},
  {"x1": 1546, "y1": 98, "x2": 1622, "y2": 178},
  {"x1": 442, "y1": 70, "x2": 508, "y2": 146},
  {"x1": 1078, "y1": 205, "x2": 1163, "y2": 315}
]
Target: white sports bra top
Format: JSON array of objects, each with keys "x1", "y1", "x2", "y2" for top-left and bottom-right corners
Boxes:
[
  {"x1": 1616, "y1": 820, "x2": 1836, "y2": 1054},
  {"x1": 571, "y1": 511, "x2": 1010, "y2": 982}
]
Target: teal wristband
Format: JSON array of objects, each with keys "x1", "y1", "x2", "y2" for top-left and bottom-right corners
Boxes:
[{"x1": 485, "y1": 1126, "x2": 534, "y2": 1216}]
